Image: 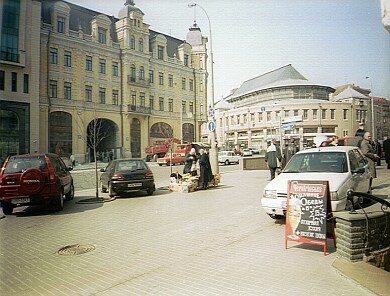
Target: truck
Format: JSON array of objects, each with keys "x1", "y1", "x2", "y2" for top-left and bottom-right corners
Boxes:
[{"x1": 144, "y1": 140, "x2": 169, "y2": 162}]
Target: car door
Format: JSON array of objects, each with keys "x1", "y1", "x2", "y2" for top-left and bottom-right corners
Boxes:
[
  {"x1": 53, "y1": 156, "x2": 72, "y2": 193},
  {"x1": 349, "y1": 149, "x2": 370, "y2": 193},
  {"x1": 101, "y1": 161, "x2": 115, "y2": 186}
]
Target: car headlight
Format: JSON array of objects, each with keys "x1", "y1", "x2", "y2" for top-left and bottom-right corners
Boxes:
[
  {"x1": 330, "y1": 191, "x2": 339, "y2": 200},
  {"x1": 263, "y1": 190, "x2": 277, "y2": 199}
]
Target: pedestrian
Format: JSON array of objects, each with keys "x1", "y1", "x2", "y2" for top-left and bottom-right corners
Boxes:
[
  {"x1": 330, "y1": 135, "x2": 339, "y2": 146},
  {"x1": 198, "y1": 149, "x2": 213, "y2": 190},
  {"x1": 360, "y1": 132, "x2": 379, "y2": 188},
  {"x1": 265, "y1": 139, "x2": 282, "y2": 180},
  {"x1": 374, "y1": 139, "x2": 382, "y2": 166},
  {"x1": 282, "y1": 138, "x2": 299, "y2": 167},
  {"x1": 383, "y1": 136, "x2": 390, "y2": 169},
  {"x1": 183, "y1": 148, "x2": 198, "y2": 176}
]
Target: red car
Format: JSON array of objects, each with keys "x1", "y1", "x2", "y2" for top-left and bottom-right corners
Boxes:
[
  {"x1": 0, "y1": 153, "x2": 74, "y2": 215},
  {"x1": 157, "y1": 153, "x2": 185, "y2": 166}
]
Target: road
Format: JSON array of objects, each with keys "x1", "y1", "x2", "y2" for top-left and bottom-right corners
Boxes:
[{"x1": 0, "y1": 165, "x2": 374, "y2": 296}]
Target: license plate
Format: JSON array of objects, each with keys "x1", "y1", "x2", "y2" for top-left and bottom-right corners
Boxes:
[
  {"x1": 128, "y1": 183, "x2": 142, "y2": 187},
  {"x1": 11, "y1": 198, "x2": 30, "y2": 204}
]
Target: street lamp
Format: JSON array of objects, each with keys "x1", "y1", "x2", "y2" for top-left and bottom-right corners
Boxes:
[
  {"x1": 188, "y1": 3, "x2": 218, "y2": 173},
  {"x1": 365, "y1": 76, "x2": 375, "y2": 140}
]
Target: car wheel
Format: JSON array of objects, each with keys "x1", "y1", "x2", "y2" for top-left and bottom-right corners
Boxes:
[
  {"x1": 109, "y1": 183, "x2": 116, "y2": 197},
  {"x1": 225, "y1": 160, "x2": 230, "y2": 165},
  {"x1": 51, "y1": 190, "x2": 64, "y2": 212},
  {"x1": 268, "y1": 214, "x2": 284, "y2": 220},
  {"x1": 65, "y1": 183, "x2": 74, "y2": 201},
  {"x1": 146, "y1": 187, "x2": 154, "y2": 196},
  {"x1": 158, "y1": 164, "x2": 162, "y2": 166},
  {"x1": 2, "y1": 203, "x2": 14, "y2": 215},
  {"x1": 166, "y1": 162, "x2": 170, "y2": 166},
  {"x1": 100, "y1": 181, "x2": 107, "y2": 193}
]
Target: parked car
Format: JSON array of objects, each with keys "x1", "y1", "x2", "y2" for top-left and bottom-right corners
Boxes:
[
  {"x1": 100, "y1": 159, "x2": 155, "y2": 197},
  {"x1": 242, "y1": 148, "x2": 253, "y2": 157},
  {"x1": 261, "y1": 146, "x2": 372, "y2": 219},
  {"x1": 248, "y1": 147, "x2": 260, "y2": 154},
  {"x1": 218, "y1": 151, "x2": 240, "y2": 165},
  {"x1": 0, "y1": 153, "x2": 74, "y2": 215},
  {"x1": 157, "y1": 153, "x2": 185, "y2": 166}
]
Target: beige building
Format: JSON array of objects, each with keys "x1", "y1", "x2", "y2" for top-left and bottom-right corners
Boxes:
[
  {"x1": 213, "y1": 65, "x2": 390, "y2": 153},
  {"x1": 0, "y1": 0, "x2": 209, "y2": 164}
]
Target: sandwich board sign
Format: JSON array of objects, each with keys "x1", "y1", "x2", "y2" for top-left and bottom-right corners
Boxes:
[{"x1": 285, "y1": 180, "x2": 335, "y2": 255}]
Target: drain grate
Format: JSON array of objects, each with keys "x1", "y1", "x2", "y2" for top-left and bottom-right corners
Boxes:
[{"x1": 58, "y1": 244, "x2": 95, "y2": 256}]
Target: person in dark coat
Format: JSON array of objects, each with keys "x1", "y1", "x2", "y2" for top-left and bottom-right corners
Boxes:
[
  {"x1": 360, "y1": 132, "x2": 379, "y2": 186},
  {"x1": 374, "y1": 139, "x2": 381, "y2": 166},
  {"x1": 183, "y1": 148, "x2": 198, "y2": 175},
  {"x1": 198, "y1": 149, "x2": 213, "y2": 190},
  {"x1": 383, "y1": 136, "x2": 390, "y2": 169},
  {"x1": 265, "y1": 139, "x2": 282, "y2": 180},
  {"x1": 282, "y1": 138, "x2": 299, "y2": 168}
]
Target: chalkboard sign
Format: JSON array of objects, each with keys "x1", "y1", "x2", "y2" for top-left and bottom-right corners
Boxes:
[{"x1": 285, "y1": 180, "x2": 335, "y2": 255}]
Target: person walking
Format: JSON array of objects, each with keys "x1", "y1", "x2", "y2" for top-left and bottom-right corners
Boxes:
[
  {"x1": 383, "y1": 136, "x2": 390, "y2": 169},
  {"x1": 374, "y1": 139, "x2": 382, "y2": 166},
  {"x1": 265, "y1": 139, "x2": 282, "y2": 180},
  {"x1": 198, "y1": 149, "x2": 213, "y2": 190},
  {"x1": 282, "y1": 138, "x2": 299, "y2": 168},
  {"x1": 360, "y1": 132, "x2": 379, "y2": 188},
  {"x1": 183, "y1": 148, "x2": 198, "y2": 176}
]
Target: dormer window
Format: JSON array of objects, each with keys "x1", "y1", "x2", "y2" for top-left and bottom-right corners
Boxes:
[
  {"x1": 98, "y1": 27, "x2": 107, "y2": 44},
  {"x1": 184, "y1": 54, "x2": 189, "y2": 66},
  {"x1": 130, "y1": 35, "x2": 135, "y2": 49},
  {"x1": 158, "y1": 46, "x2": 164, "y2": 60},
  {"x1": 57, "y1": 17, "x2": 65, "y2": 33}
]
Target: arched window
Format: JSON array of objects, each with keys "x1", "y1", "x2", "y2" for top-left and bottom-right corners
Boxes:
[
  {"x1": 130, "y1": 35, "x2": 135, "y2": 49},
  {"x1": 138, "y1": 38, "x2": 143, "y2": 52},
  {"x1": 150, "y1": 122, "x2": 173, "y2": 138},
  {"x1": 130, "y1": 64, "x2": 136, "y2": 82},
  {"x1": 49, "y1": 111, "x2": 72, "y2": 157},
  {"x1": 139, "y1": 66, "x2": 145, "y2": 81}
]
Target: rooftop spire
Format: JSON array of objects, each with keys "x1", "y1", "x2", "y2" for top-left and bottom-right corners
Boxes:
[{"x1": 125, "y1": 0, "x2": 135, "y2": 6}]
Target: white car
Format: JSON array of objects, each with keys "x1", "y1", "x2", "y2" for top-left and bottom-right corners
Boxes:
[
  {"x1": 218, "y1": 151, "x2": 240, "y2": 165},
  {"x1": 242, "y1": 148, "x2": 253, "y2": 157},
  {"x1": 261, "y1": 146, "x2": 372, "y2": 219}
]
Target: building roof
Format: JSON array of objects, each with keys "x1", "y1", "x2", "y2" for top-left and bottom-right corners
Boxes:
[
  {"x1": 334, "y1": 86, "x2": 368, "y2": 100},
  {"x1": 214, "y1": 98, "x2": 233, "y2": 110},
  {"x1": 232, "y1": 64, "x2": 312, "y2": 98},
  {"x1": 333, "y1": 84, "x2": 370, "y2": 96}
]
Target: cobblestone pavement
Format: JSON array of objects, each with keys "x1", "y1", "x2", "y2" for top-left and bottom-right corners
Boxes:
[{"x1": 0, "y1": 166, "x2": 389, "y2": 295}]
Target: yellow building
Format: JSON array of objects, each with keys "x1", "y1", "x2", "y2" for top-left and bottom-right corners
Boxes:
[{"x1": 0, "y1": 0, "x2": 208, "y2": 164}]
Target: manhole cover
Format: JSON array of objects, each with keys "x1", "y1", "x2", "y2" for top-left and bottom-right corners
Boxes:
[{"x1": 58, "y1": 244, "x2": 95, "y2": 256}]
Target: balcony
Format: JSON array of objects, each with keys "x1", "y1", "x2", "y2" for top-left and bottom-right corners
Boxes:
[
  {"x1": 127, "y1": 105, "x2": 151, "y2": 115},
  {"x1": 127, "y1": 76, "x2": 150, "y2": 88},
  {"x1": 0, "y1": 48, "x2": 26, "y2": 67}
]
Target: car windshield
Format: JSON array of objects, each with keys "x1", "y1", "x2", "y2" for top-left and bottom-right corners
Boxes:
[
  {"x1": 4, "y1": 156, "x2": 48, "y2": 173},
  {"x1": 116, "y1": 160, "x2": 147, "y2": 172},
  {"x1": 283, "y1": 152, "x2": 348, "y2": 173}
]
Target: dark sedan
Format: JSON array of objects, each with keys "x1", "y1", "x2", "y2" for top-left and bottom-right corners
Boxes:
[{"x1": 100, "y1": 159, "x2": 156, "y2": 197}]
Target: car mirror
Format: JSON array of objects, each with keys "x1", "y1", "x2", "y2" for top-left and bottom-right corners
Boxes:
[
  {"x1": 67, "y1": 166, "x2": 73, "y2": 171},
  {"x1": 100, "y1": 168, "x2": 106, "y2": 172},
  {"x1": 351, "y1": 167, "x2": 365, "y2": 174}
]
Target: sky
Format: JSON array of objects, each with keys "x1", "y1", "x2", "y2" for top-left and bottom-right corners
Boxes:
[{"x1": 68, "y1": 0, "x2": 390, "y2": 100}]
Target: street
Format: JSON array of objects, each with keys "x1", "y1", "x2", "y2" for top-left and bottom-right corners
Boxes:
[{"x1": 0, "y1": 165, "x2": 375, "y2": 295}]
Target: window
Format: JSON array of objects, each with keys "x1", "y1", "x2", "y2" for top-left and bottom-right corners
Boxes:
[
  {"x1": 189, "y1": 79, "x2": 194, "y2": 91},
  {"x1": 130, "y1": 65, "x2": 136, "y2": 82},
  {"x1": 64, "y1": 51, "x2": 71, "y2": 67},
  {"x1": 294, "y1": 110, "x2": 299, "y2": 116},
  {"x1": 330, "y1": 109, "x2": 335, "y2": 120},
  {"x1": 140, "y1": 92, "x2": 145, "y2": 107},
  {"x1": 158, "y1": 46, "x2": 164, "y2": 60},
  {"x1": 267, "y1": 111, "x2": 271, "y2": 122},
  {"x1": 182, "y1": 101, "x2": 186, "y2": 113},
  {"x1": 158, "y1": 72, "x2": 164, "y2": 85},
  {"x1": 64, "y1": 82, "x2": 71, "y2": 100},
  {"x1": 182, "y1": 78, "x2": 186, "y2": 90},
  {"x1": 243, "y1": 114, "x2": 247, "y2": 124},
  {"x1": 313, "y1": 109, "x2": 318, "y2": 120},
  {"x1": 85, "y1": 86, "x2": 92, "y2": 102},
  {"x1": 189, "y1": 102, "x2": 194, "y2": 114},
  {"x1": 86, "y1": 56, "x2": 92, "y2": 71},
  {"x1": 303, "y1": 109, "x2": 308, "y2": 120},
  {"x1": 168, "y1": 74, "x2": 173, "y2": 87},
  {"x1": 131, "y1": 91, "x2": 136, "y2": 105},
  {"x1": 149, "y1": 96, "x2": 154, "y2": 110},
  {"x1": 57, "y1": 17, "x2": 65, "y2": 33},
  {"x1": 98, "y1": 27, "x2": 107, "y2": 44},
  {"x1": 149, "y1": 70, "x2": 154, "y2": 83},
  {"x1": 49, "y1": 80, "x2": 57, "y2": 98},
  {"x1": 184, "y1": 54, "x2": 189, "y2": 66},
  {"x1": 343, "y1": 109, "x2": 348, "y2": 120},
  {"x1": 139, "y1": 66, "x2": 145, "y2": 81},
  {"x1": 50, "y1": 48, "x2": 58, "y2": 64},
  {"x1": 0, "y1": 71, "x2": 4, "y2": 90},
  {"x1": 258, "y1": 112, "x2": 263, "y2": 122},
  {"x1": 99, "y1": 88, "x2": 106, "y2": 104},
  {"x1": 99, "y1": 59, "x2": 106, "y2": 74},
  {"x1": 1, "y1": 0, "x2": 20, "y2": 63},
  {"x1": 159, "y1": 97, "x2": 164, "y2": 111},
  {"x1": 237, "y1": 115, "x2": 241, "y2": 125},
  {"x1": 200, "y1": 81, "x2": 203, "y2": 92},
  {"x1": 112, "y1": 90, "x2": 118, "y2": 105},
  {"x1": 169, "y1": 98, "x2": 173, "y2": 112},
  {"x1": 130, "y1": 35, "x2": 135, "y2": 49},
  {"x1": 139, "y1": 38, "x2": 143, "y2": 52},
  {"x1": 321, "y1": 109, "x2": 326, "y2": 120},
  {"x1": 112, "y1": 62, "x2": 118, "y2": 76},
  {"x1": 11, "y1": 72, "x2": 17, "y2": 92}
]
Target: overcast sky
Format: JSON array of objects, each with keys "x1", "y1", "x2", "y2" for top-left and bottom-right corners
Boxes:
[{"x1": 67, "y1": 0, "x2": 390, "y2": 100}]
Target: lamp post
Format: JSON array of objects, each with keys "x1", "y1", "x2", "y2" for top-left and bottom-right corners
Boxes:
[
  {"x1": 365, "y1": 76, "x2": 375, "y2": 140},
  {"x1": 188, "y1": 3, "x2": 218, "y2": 173}
]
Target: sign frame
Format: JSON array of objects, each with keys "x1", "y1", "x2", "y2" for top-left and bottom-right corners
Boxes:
[
  {"x1": 285, "y1": 180, "x2": 335, "y2": 255},
  {"x1": 207, "y1": 121, "x2": 216, "y2": 132}
]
